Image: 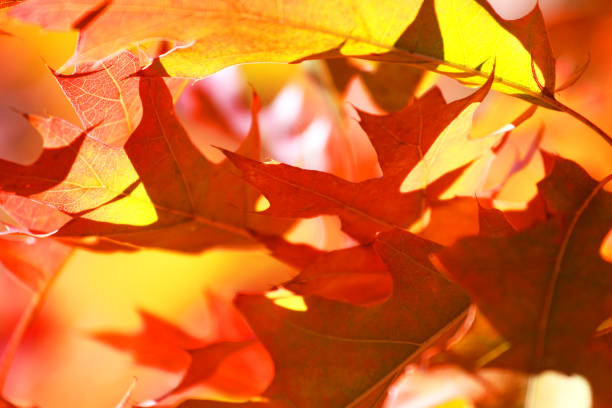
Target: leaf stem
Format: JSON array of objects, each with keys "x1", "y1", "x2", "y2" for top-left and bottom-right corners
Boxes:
[{"x1": 555, "y1": 100, "x2": 612, "y2": 147}]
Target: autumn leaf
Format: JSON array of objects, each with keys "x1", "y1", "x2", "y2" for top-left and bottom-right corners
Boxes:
[
  {"x1": 179, "y1": 229, "x2": 469, "y2": 407},
  {"x1": 0, "y1": 193, "x2": 71, "y2": 237},
  {"x1": 0, "y1": 51, "x2": 184, "y2": 229},
  {"x1": 223, "y1": 77, "x2": 496, "y2": 243},
  {"x1": 357, "y1": 72, "x2": 497, "y2": 192},
  {"x1": 224, "y1": 149, "x2": 458, "y2": 244},
  {"x1": 53, "y1": 51, "x2": 144, "y2": 146},
  {"x1": 433, "y1": 153, "x2": 612, "y2": 406},
  {"x1": 10, "y1": 0, "x2": 556, "y2": 109},
  {"x1": 93, "y1": 294, "x2": 263, "y2": 403},
  {"x1": 53, "y1": 51, "x2": 187, "y2": 146},
  {"x1": 158, "y1": 341, "x2": 260, "y2": 404},
  {"x1": 57, "y1": 75, "x2": 291, "y2": 251},
  {"x1": 0, "y1": 60, "x2": 291, "y2": 251},
  {"x1": 2, "y1": 1, "x2": 611, "y2": 406},
  {"x1": 256, "y1": 233, "x2": 391, "y2": 305},
  {"x1": 93, "y1": 293, "x2": 253, "y2": 369},
  {"x1": 0, "y1": 113, "x2": 152, "y2": 232},
  {"x1": 93, "y1": 310, "x2": 209, "y2": 372},
  {"x1": 325, "y1": 59, "x2": 424, "y2": 112}
]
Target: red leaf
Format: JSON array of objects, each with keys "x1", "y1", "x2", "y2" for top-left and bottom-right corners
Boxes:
[
  {"x1": 54, "y1": 52, "x2": 143, "y2": 146},
  {"x1": 223, "y1": 151, "x2": 466, "y2": 244},
  {"x1": 157, "y1": 341, "x2": 254, "y2": 402},
  {"x1": 183, "y1": 229, "x2": 469, "y2": 407},
  {"x1": 357, "y1": 75, "x2": 491, "y2": 179},
  {"x1": 256, "y1": 233, "x2": 391, "y2": 305},
  {"x1": 433, "y1": 154, "x2": 612, "y2": 406},
  {"x1": 53, "y1": 51, "x2": 187, "y2": 146},
  {"x1": 1, "y1": 67, "x2": 291, "y2": 251},
  {"x1": 223, "y1": 78, "x2": 495, "y2": 244},
  {"x1": 93, "y1": 310, "x2": 204, "y2": 372}
]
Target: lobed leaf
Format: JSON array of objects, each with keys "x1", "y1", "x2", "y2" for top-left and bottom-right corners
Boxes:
[
  {"x1": 433, "y1": 154, "x2": 612, "y2": 406},
  {"x1": 11, "y1": 0, "x2": 556, "y2": 107},
  {"x1": 180, "y1": 229, "x2": 469, "y2": 407}
]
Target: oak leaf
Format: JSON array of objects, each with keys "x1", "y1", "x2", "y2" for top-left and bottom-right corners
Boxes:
[
  {"x1": 0, "y1": 63, "x2": 291, "y2": 251},
  {"x1": 11, "y1": 0, "x2": 556, "y2": 108},
  {"x1": 224, "y1": 77, "x2": 496, "y2": 243},
  {"x1": 325, "y1": 59, "x2": 424, "y2": 112},
  {"x1": 180, "y1": 229, "x2": 469, "y2": 407},
  {"x1": 433, "y1": 153, "x2": 612, "y2": 406},
  {"x1": 256, "y1": 233, "x2": 391, "y2": 305},
  {"x1": 93, "y1": 295, "x2": 261, "y2": 402},
  {"x1": 53, "y1": 51, "x2": 188, "y2": 146}
]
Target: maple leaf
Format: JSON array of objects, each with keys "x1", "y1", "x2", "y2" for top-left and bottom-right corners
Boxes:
[
  {"x1": 57, "y1": 75, "x2": 291, "y2": 251},
  {"x1": 93, "y1": 293, "x2": 253, "y2": 368},
  {"x1": 10, "y1": 0, "x2": 556, "y2": 109},
  {"x1": 223, "y1": 77, "x2": 496, "y2": 243},
  {"x1": 179, "y1": 229, "x2": 469, "y2": 407},
  {"x1": 0, "y1": 113, "x2": 148, "y2": 232},
  {"x1": 0, "y1": 52, "x2": 184, "y2": 231},
  {"x1": 433, "y1": 153, "x2": 612, "y2": 406},
  {"x1": 158, "y1": 341, "x2": 259, "y2": 404},
  {"x1": 224, "y1": 149, "x2": 460, "y2": 244}
]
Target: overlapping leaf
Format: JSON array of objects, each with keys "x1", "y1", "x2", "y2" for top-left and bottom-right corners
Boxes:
[
  {"x1": 93, "y1": 302, "x2": 259, "y2": 402},
  {"x1": 224, "y1": 77, "x2": 497, "y2": 243},
  {"x1": 433, "y1": 154, "x2": 612, "y2": 406},
  {"x1": 54, "y1": 51, "x2": 143, "y2": 146},
  {"x1": 255, "y1": 233, "x2": 390, "y2": 305},
  {"x1": 53, "y1": 51, "x2": 187, "y2": 146},
  {"x1": 180, "y1": 229, "x2": 469, "y2": 407},
  {"x1": 0, "y1": 114, "x2": 142, "y2": 225},
  {"x1": 11, "y1": 0, "x2": 556, "y2": 107},
  {"x1": 325, "y1": 59, "x2": 424, "y2": 112},
  {"x1": 0, "y1": 193, "x2": 70, "y2": 236},
  {"x1": 0, "y1": 59, "x2": 291, "y2": 251}
]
